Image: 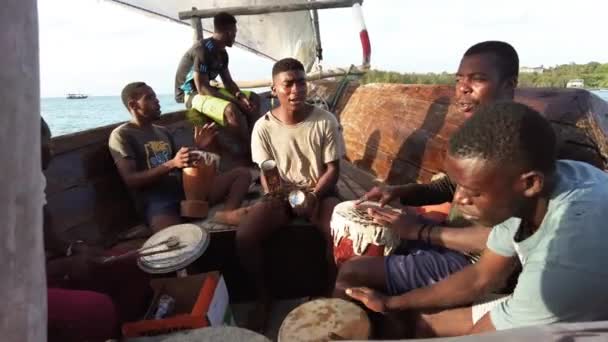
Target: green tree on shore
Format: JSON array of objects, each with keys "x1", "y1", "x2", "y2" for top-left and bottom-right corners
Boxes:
[{"x1": 362, "y1": 62, "x2": 608, "y2": 88}]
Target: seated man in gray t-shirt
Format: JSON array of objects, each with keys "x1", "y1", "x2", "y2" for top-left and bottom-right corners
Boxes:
[
  {"x1": 346, "y1": 102, "x2": 608, "y2": 337},
  {"x1": 109, "y1": 82, "x2": 252, "y2": 232}
]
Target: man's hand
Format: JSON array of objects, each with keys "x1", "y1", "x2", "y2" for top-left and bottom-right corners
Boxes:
[
  {"x1": 293, "y1": 192, "x2": 318, "y2": 219},
  {"x1": 368, "y1": 207, "x2": 421, "y2": 240},
  {"x1": 170, "y1": 147, "x2": 190, "y2": 169},
  {"x1": 194, "y1": 123, "x2": 218, "y2": 150},
  {"x1": 238, "y1": 96, "x2": 254, "y2": 113},
  {"x1": 357, "y1": 185, "x2": 400, "y2": 207},
  {"x1": 346, "y1": 287, "x2": 390, "y2": 313}
]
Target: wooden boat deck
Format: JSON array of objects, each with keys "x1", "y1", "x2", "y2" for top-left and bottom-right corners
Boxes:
[{"x1": 42, "y1": 83, "x2": 608, "y2": 341}]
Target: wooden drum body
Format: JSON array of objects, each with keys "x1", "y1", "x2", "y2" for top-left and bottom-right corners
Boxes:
[
  {"x1": 330, "y1": 200, "x2": 401, "y2": 267},
  {"x1": 180, "y1": 151, "x2": 220, "y2": 218}
]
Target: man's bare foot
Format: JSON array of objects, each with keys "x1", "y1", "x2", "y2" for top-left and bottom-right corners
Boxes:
[
  {"x1": 212, "y1": 207, "x2": 249, "y2": 226},
  {"x1": 247, "y1": 300, "x2": 272, "y2": 333}
]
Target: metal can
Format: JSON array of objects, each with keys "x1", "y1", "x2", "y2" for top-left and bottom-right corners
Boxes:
[
  {"x1": 288, "y1": 190, "x2": 307, "y2": 209},
  {"x1": 260, "y1": 159, "x2": 282, "y2": 194},
  {"x1": 154, "y1": 294, "x2": 176, "y2": 319}
]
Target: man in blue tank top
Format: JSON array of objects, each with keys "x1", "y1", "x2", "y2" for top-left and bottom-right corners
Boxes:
[{"x1": 175, "y1": 12, "x2": 261, "y2": 161}]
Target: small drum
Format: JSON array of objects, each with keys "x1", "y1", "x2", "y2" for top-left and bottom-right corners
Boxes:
[
  {"x1": 330, "y1": 200, "x2": 401, "y2": 267},
  {"x1": 146, "y1": 326, "x2": 270, "y2": 342},
  {"x1": 181, "y1": 150, "x2": 220, "y2": 218},
  {"x1": 138, "y1": 223, "x2": 209, "y2": 274},
  {"x1": 278, "y1": 298, "x2": 371, "y2": 341}
]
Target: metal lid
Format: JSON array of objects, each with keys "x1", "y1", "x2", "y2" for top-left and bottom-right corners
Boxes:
[
  {"x1": 137, "y1": 224, "x2": 209, "y2": 274},
  {"x1": 288, "y1": 190, "x2": 306, "y2": 208},
  {"x1": 260, "y1": 159, "x2": 277, "y2": 170}
]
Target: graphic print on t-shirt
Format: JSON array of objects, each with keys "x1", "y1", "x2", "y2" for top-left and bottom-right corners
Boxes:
[{"x1": 144, "y1": 140, "x2": 171, "y2": 169}]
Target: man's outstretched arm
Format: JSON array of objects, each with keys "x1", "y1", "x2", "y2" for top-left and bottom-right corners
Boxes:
[
  {"x1": 386, "y1": 249, "x2": 516, "y2": 311},
  {"x1": 346, "y1": 249, "x2": 517, "y2": 313}
]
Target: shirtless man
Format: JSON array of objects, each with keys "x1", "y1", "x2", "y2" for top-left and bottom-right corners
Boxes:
[{"x1": 109, "y1": 82, "x2": 251, "y2": 232}]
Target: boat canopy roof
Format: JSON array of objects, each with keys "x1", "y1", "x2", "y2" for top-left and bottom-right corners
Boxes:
[{"x1": 104, "y1": 0, "x2": 318, "y2": 70}]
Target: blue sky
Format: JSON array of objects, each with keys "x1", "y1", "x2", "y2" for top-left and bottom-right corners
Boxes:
[{"x1": 39, "y1": 0, "x2": 608, "y2": 97}]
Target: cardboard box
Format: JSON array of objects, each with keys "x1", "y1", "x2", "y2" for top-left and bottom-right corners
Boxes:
[{"x1": 122, "y1": 271, "x2": 233, "y2": 337}]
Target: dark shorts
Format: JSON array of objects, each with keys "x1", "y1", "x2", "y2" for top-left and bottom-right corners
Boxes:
[
  {"x1": 385, "y1": 242, "x2": 471, "y2": 295},
  {"x1": 143, "y1": 191, "x2": 184, "y2": 224}
]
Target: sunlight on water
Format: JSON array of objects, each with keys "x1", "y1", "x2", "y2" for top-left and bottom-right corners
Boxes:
[{"x1": 41, "y1": 94, "x2": 184, "y2": 136}]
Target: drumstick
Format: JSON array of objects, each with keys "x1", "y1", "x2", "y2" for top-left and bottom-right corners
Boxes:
[
  {"x1": 137, "y1": 244, "x2": 186, "y2": 258},
  {"x1": 100, "y1": 236, "x2": 180, "y2": 264}
]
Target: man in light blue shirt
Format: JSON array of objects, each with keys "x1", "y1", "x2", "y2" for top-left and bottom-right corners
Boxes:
[{"x1": 346, "y1": 102, "x2": 608, "y2": 337}]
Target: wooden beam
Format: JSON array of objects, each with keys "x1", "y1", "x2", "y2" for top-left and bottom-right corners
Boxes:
[
  {"x1": 190, "y1": 7, "x2": 203, "y2": 41},
  {"x1": 179, "y1": 0, "x2": 363, "y2": 20},
  {"x1": 211, "y1": 64, "x2": 368, "y2": 89},
  {"x1": 1, "y1": 0, "x2": 46, "y2": 341}
]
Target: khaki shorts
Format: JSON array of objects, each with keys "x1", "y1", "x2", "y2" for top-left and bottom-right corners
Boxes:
[{"x1": 185, "y1": 88, "x2": 252, "y2": 126}]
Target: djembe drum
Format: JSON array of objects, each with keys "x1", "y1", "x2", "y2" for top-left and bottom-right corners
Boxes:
[
  {"x1": 180, "y1": 150, "x2": 220, "y2": 218},
  {"x1": 330, "y1": 200, "x2": 402, "y2": 267},
  {"x1": 138, "y1": 223, "x2": 209, "y2": 274},
  {"x1": 278, "y1": 298, "x2": 371, "y2": 341}
]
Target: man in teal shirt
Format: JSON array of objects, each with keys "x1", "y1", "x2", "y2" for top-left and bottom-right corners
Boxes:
[{"x1": 347, "y1": 102, "x2": 608, "y2": 337}]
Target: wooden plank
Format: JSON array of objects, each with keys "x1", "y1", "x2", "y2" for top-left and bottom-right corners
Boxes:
[
  {"x1": 340, "y1": 84, "x2": 608, "y2": 186},
  {"x1": 179, "y1": 0, "x2": 363, "y2": 20},
  {"x1": 340, "y1": 170, "x2": 368, "y2": 199},
  {"x1": 1, "y1": 1, "x2": 46, "y2": 340},
  {"x1": 190, "y1": 7, "x2": 203, "y2": 41},
  {"x1": 336, "y1": 177, "x2": 356, "y2": 201}
]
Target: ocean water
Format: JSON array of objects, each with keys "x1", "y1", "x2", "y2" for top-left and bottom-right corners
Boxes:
[
  {"x1": 41, "y1": 94, "x2": 184, "y2": 136},
  {"x1": 41, "y1": 90, "x2": 608, "y2": 137}
]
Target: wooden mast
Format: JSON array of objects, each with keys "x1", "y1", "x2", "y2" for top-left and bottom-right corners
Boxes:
[
  {"x1": 190, "y1": 6, "x2": 203, "y2": 42},
  {"x1": 180, "y1": 0, "x2": 368, "y2": 89},
  {"x1": 0, "y1": 0, "x2": 46, "y2": 341},
  {"x1": 179, "y1": 0, "x2": 363, "y2": 20}
]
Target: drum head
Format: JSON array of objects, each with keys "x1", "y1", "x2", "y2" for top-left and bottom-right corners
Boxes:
[
  {"x1": 151, "y1": 326, "x2": 270, "y2": 342},
  {"x1": 137, "y1": 223, "x2": 209, "y2": 274},
  {"x1": 278, "y1": 298, "x2": 370, "y2": 342},
  {"x1": 333, "y1": 200, "x2": 399, "y2": 227},
  {"x1": 330, "y1": 200, "x2": 402, "y2": 257}
]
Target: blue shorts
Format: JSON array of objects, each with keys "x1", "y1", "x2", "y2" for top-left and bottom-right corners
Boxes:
[
  {"x1": 385, "y1": 243, "x2": 471, "y2": 295},
  {"x1": 143, "y1": 191, "x2": 183, "y2": 224}
]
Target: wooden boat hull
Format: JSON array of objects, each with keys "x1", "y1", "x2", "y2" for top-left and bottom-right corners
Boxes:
[
  {"x1": 339, "y1": 84, "x2": 608, "y2": 185},
  {"x1": 43, "y1": 83, "x2": 608, "y2": 302}
]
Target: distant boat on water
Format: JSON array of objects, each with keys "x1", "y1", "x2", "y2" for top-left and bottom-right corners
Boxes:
[{"x1": 66, "y1": 93, "x2": 88, "y2": 99}]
